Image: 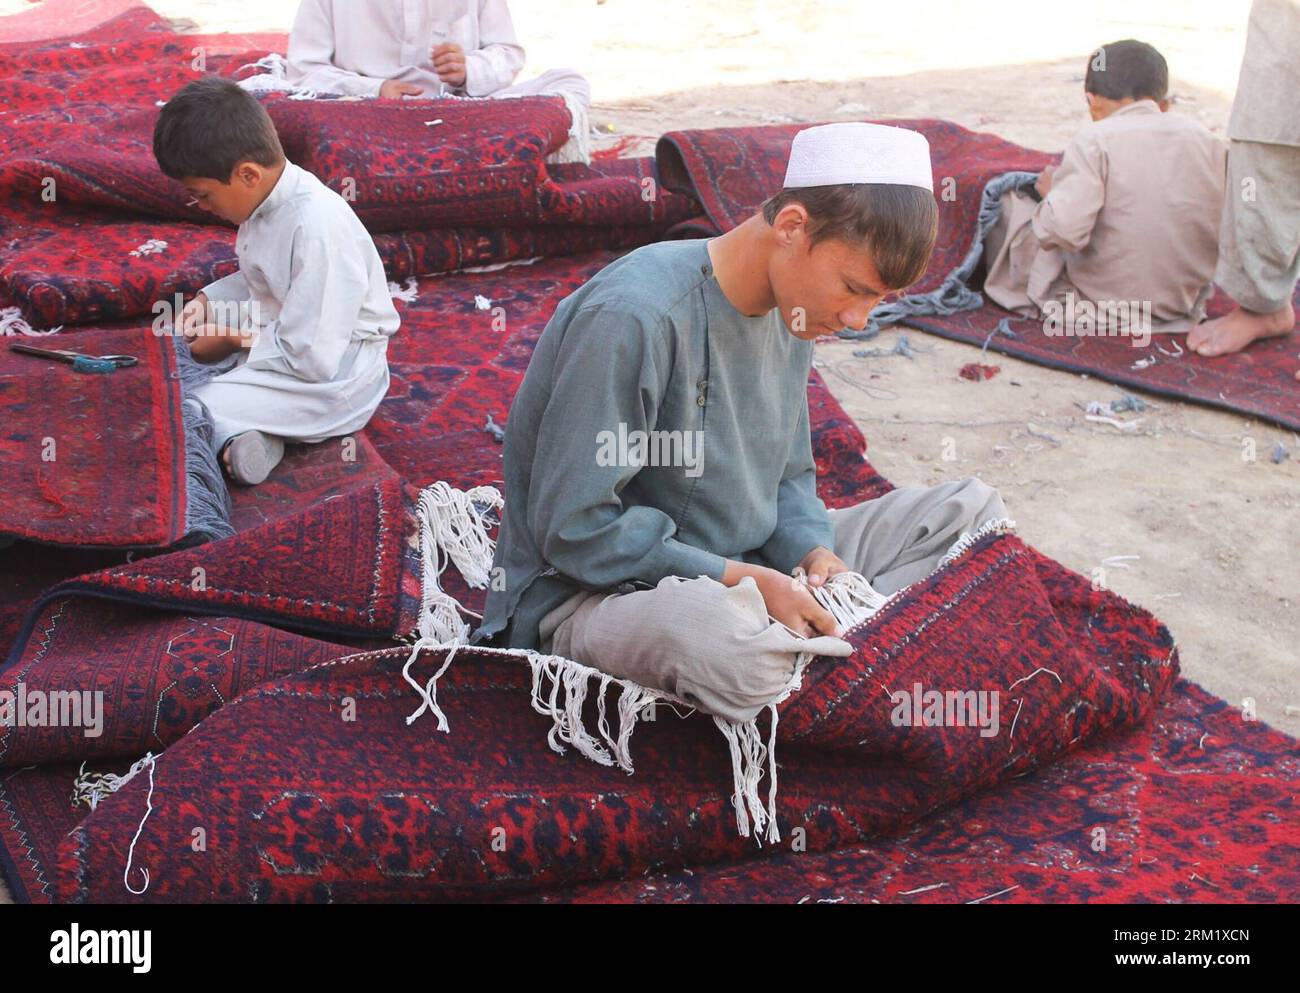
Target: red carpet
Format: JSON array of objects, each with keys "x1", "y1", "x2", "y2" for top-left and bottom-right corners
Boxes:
[
  {"x1": 0, "y1": 11, "x2": 698, "y2": 327},
  {"x1": 0, "y1": 0, "x2": 148, "y2": 43},
  {"x1": 1, "y1": 326, "x2": 188, "y2": 549},
  {"x1": 0, "y1": 6, "x2": 1295, "y2": 904},
  {"x1": 659, "y1": 123, "x2": 1300, "y2": 430},
  {"x1": 539, "y1": 678, "x2": 1300, "y2": 904},
  {"x1": 2, "y1": 250, "x2": 1295, "y2": 904}
]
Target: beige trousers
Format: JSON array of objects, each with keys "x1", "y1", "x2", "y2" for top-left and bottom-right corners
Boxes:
[
  {"x1": 539, "y1": 477, "x2": 1008, "y2": 722},
  {"x1": 1215, "y1": 139, "x2": 1300, "y2": 313}
]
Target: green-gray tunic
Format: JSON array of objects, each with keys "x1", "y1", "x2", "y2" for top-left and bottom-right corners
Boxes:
[{"x1": 473, "y1": 238, "x2": 834, "y2": 649}]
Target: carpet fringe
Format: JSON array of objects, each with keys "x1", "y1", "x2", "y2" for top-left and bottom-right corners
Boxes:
[
  {"x1": 1, "y1": 305, "x2": 61, "y2": 336},
  {"x1": 402, "y1": 483, "x2": 1011, "y2": 842},
  {"x1": 172, "y1": 336, "x2": 236, "y2": 544},
  {"x1": 72, "y1": 752, "x2": 155, "y2": 811},
  {"x1": 939, "y1": 516, "x2": 1019, "y2": 570},
  {"x1": 402, "y1": 481, "x2": 503, "y2": 730},
  {"x1": 71, "y1": 752, "x2": 160, "y2": 895},
  {"x1": 235, "y1": 53, "x2": 319, "y2": 100}
]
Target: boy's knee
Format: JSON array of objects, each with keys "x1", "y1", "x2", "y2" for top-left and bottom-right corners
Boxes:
[
  {"x1": 554, "y1": 574, "x2": 822, "y2": 724},
  {"x1": 954, "y1": 476, "x2": 1009, "y2": 519}
]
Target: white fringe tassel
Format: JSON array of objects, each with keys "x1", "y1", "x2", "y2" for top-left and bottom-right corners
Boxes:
[
  {"x1": 236, "y1": 53, "x2": 319, "y2": 100},
  {"x1": 72, "y1": 752, "x2": 161, "y2": 893},
  {"x1": 72, "y1": 752, "x2": 156, "y2": 811},
  {"x1": 401, "y1": 501, "x2": 1017, "y2": 844},
  {"x1": 525, "y1": 652, "x2": 660, "y2": 772},
  {"x1": 1, "y1": 306, "x2": 62, "y2": 336},
  {"x1": 514, "y1": 572, "x2": 886, "y2": 845},
  {"x1": 403, "y1": 482, "x2": 504, "y2": 731},
  {"x1": 938, "y1": 517, "x2": 1018, "y2": 570},
  {"x1": 803, "y1": 571, "x2": 890, "y2": 631}
]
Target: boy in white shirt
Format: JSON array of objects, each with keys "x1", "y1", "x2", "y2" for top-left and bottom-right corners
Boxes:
[
  {"x1": 286, "y1": 0, "x2": 591, "y2": 160},
  {"x1": 153, "y1": 78, "x2": 400, "y2": 485}
]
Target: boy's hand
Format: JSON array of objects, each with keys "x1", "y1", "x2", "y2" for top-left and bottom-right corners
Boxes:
[
  {"x1": 719, "y1": 563, "x2": 838, "y2": 639},
  {"x1": 380, "y1": 79, "x2": 423, "y2": 99},
  {"x1": 188, "y1": 326, "x2": 250, "y2": 363},
  {"x1": 431, "y1": 42, "x2": 467, "y2": 87},
  {"x1": 1035, "y1": 165, "x2": 1056, "y2": 198},
  {"x1": 754, "y1": 567, "x2": 841, "y2": 638},
  {"x1": 178, "y1": 293, "x2": 208, "y2": 341},
  {"x1": 795, "y1": 546, "x2": 850, "y2": 589}
]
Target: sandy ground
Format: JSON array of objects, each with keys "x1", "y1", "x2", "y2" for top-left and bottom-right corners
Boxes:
[{"x1": 0, "y1": 1, "x2": 1296, "y2": 905}]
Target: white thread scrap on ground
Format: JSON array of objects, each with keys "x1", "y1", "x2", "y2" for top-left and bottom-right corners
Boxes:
[
  {"x1": 129, "y1": 239, "x2": 168, "y2": 257},
  {"x1": 388, "y1": 277, "x2": 419, "y2": 302}
]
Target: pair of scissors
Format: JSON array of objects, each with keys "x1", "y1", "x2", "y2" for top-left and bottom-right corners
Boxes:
[{"x1": 8, "y1": 343, "x2": 139, "y2": 374}]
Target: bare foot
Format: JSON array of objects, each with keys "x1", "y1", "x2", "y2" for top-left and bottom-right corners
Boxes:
[{"x1": 1187, "y1": 300, "x2": 1295, "y2": 356}]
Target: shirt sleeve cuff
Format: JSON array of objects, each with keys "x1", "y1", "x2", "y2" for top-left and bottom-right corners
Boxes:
[
  {"x1": 243, "y1": 323, "x2": 289, "y2": 372},
  {"x1": 462, "y1": 53, "x2": 499, "y2": 96},
  {"x1": 202, "y1": 271, "x2": 250, "y2": 304},
  {"x1": 640, "y1": 540, "x2": 727, "y2": 586},
  {"x1": 761, "y1": 522, "x2": 835, "y2": 576}
]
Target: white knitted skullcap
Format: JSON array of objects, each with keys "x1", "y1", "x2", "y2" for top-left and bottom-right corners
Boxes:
[{"x1": 783, "y1": 122, "x2": 933, "y2": 192}]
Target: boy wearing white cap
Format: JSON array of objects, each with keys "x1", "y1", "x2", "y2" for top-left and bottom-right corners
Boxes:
[{"x1": 474, "y1": 123, "x2": 1009, "y2": 722}]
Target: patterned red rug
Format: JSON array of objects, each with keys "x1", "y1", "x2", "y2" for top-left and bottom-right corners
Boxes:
[
  {"x1": 658, "y1": 123, "x2": 1300, "y2": 430},
  {"x1": 2, "y1": 249, "x2": 1294, "y2": 904},
  {"x1": 0, "y1": 12, "x2": 698, "y2": 327},
  {"x1": 0, "y1": 325, "x2": 207, "y2": 550},
  {"x1": 6, "y1": 514, "x2": 1183, "y2": 902},
  {"x1": 535, "y1": 677, "x2": 1300, "y2": 904}
]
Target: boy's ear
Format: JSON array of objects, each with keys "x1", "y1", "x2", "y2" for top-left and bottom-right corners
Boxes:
[
  {"x1": 771, "y1": 202, "x2": 810, "y2": 247},
  {"x1": 233, "y1": 161, "x2": 263, "y2": 187},
  {"x1": 1156, "y1": 97, "x2": 1172, "y2": 112}
]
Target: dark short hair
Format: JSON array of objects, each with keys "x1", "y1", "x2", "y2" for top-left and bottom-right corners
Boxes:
[
  {"x1": 1084, "y1": 39, "x2": 1168, "y2": 102},
  {"x1": 761, "y1": 183, "x2": 939, "y2": 290},
  {"x1": 153, "y1": 77, "x2": 285, "y2": 181}
]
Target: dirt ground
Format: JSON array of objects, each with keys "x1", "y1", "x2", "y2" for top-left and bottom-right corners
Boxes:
[{"x1": 0, "y1": 0, "x2": 1296, "y2": 906}]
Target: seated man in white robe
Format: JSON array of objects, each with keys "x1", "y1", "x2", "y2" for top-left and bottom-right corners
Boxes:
[
  {"x1": 982, "y1": 39, "x2": 1226, "y2": 340},
  {"x1": 153, "y1": 78, "x2": 400, "y2": 486},
  {"x1": 286, "y1": 0, "x2": 591, "y2": 161}
]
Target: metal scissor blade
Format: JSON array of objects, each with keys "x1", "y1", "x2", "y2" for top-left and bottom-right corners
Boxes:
[{"x1": 8, "y1": 344, "x2": 78, "y2": 363}]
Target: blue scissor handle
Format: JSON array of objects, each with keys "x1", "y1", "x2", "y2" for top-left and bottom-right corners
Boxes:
[{"x1": 72, "y1": 356, "x2": 120, "y2": 374}]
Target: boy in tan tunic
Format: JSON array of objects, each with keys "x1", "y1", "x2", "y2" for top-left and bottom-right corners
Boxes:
[{"x1": 983, "y1": 40, "x2": 1226, "y2": 338}]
